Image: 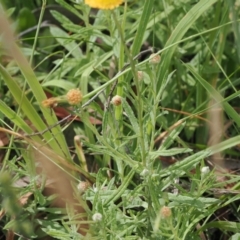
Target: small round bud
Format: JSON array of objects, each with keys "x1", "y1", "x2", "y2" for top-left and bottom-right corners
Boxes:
[
  {"x1": 201, "y1": 166, "x2": 210, "y2": 175},
  {"x1": 160, "y1": 206, "x2": 171, "y2": 218},
  {"x1": 92, "y1": 213, "x2": 102, "y2": 222},
  {"x1": 149, "y1": 54, "x2": 161, "y2": 64},
  {"x1": 111, "y1": 95, "x2": 122, "y2": 106},
  {"x1": 66, "y1": 89, "x2": 83, "y2": 105},
  {"x1": 74, "y1": 135, "x2": 81, "y2": 142},
  {"x1": 140, "y1": 168, "x2": 149, "y2": 177},
  {"x1": 77, "y1": 181, "x2": 90, "y2": 192},
  {"x1": 92, "y1": 183, "x2": 98, "y2": 193},
  {"x1": 137, "y1": 71, "x2": 144, "y2": 81},
  {"x1": 201, "y1": 166, "x2": 210, "y2": 179},
  {"x1": 42, "y1": 98, "x2": 58, "y2": 108}
]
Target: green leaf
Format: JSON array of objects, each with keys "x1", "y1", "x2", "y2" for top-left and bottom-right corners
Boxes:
[
  {"x1": 50, "y1": 26, "x2": 82, "y2": 59},
  {"x1": 0, "y1": 10, "x2": 70, "y2": 158},
  {"x1": 131, "y1": 1, "x2": 154, "y2": 56},
  {"x1": 16, "y1": 7, "x2": 36, "y2": 32},
  {"x1": 230, "y1": 233, "x2": 240, "y2": 240},
  {"x1": 162, "y1": 134, "x2": 240, "y2": 178},
  {"x1": 0, "y1": 100, "x2": 34, "y2": 134},
  {"x1": 50, "y1": 10, "x2": 73, "y2": 26},
  {"x1": 6, "y1": 7, "x2": 15, "y2": 17},
  {"x1": 168, "y1": 193, "x2": 219, "y2": 209},
  {"x1": 37, "y1": 207, "x2": 66, "y2": 214},
  {"x1": 158, "y1": 121, "x2": 186, "y2": 150},
  {"x1": 185, "y1": 63, "x2": 240, "y2": 127},
  {"x1": 122, "y1": 98, "x2": 140, "y2": 134},
  {"x1": 199, "y1": 221, "x2": 240, "y2": 233},
  {"x1": 42, "y1": 80, "x2": 75, "y2": 91},
  {"x1": 156, "y1": 0, "x2": 218, "y2": 91},
  {"x1": 104, "y1": 168, "x2": 136, "y2": 206},
  {"x1": 149, "y1": 148, "x2": 192, "y2": 159},
  {"x1": 55, "y1": 0, "x2": 83, "y2": 20},
  {"x1": 0, "y1": 65, "x2": 47, "y2": 134}
]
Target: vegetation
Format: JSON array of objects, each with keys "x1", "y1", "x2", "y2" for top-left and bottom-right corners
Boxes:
[{"x1": 0, "y1": 0, "x2": 240, "y2": 239}]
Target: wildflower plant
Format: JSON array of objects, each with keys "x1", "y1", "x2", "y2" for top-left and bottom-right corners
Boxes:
[{"x1": 0, "y1": 0, "x2": 240, "y2": 239}]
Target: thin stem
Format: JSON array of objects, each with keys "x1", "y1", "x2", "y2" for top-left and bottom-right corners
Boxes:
[
  {"x1": 112, "y1": 12, "x2": 146, "y2": 166},
  {"x1": 112, "y1": 4, "x2": 128, "y2": 179},
  {"x1": 30, "y1": 0, "x2": 46, "y2": 65},
  {"x1": 115, "y1": 1, "x2": 127, "y2": 122}
]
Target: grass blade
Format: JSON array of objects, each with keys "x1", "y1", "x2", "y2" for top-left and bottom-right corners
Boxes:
[{"x1": 156, "y1": 0, "x2": 218, "y2": 90}]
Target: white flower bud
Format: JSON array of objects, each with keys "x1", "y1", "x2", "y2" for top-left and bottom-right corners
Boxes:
[
  {"x1": 92, "y1": 213, "x2": 102, "y2": 222},
  {"x1": 111, "y1": 95, "x2": 122, "y2": 106},
  {"x1": 92, "y1": 183, "x2": 98, "y2": 193},
  {"x1": 201, "y1": 166, "x2": 210, "y2": 175},
  {"x1": 140, "y1": 168, "x2": 149, "y2": 177}
]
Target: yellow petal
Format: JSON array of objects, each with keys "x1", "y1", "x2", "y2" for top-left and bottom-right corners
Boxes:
[{"x1": 85, "y1": 0, "x2": 124, "y2": 9}]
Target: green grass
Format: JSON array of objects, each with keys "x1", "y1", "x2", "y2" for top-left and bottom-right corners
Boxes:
[{"x1": 0, "y1": 0, "x2": 240, "y2": 239}]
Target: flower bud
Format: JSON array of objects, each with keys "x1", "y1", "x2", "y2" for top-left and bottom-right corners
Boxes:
[
  {"x1": 111, "y1": 95, "x2": 122, "y2": 106},
  {"x1": 66, "y1": 89, "x2": 83, "y2": 105},
  {"x1": 201, "y1": 166, "x2": 210, "y2": 179},
  {"x1": 140, "y1": 168, "x2": 149, "y2": 177},
  {"x1": 137, "y1": 71, "x2": 144, "y2": 81},
  {"x1": 42, "y1": 98, "x2": 58, "y2": 108},
  {"x1": 201, "y1": 166, "x2": 210, "y2": 175},
  {"x1": 149, "y1": 54, "x2": 161, "y2": 64},
  {"x1": 77, "y1": 181, "x2": 90, "y2": 192},
  {"x1": 92, "y1": 183, "x2": 98, "y2": 193},
  {"x1": 160, "y1": 206, "x2": 171, "y2": 218},
  {"x1": 92, "y1": 213, "x2": 102, "y2": 222}
]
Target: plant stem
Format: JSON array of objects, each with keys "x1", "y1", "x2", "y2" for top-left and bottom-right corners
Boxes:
[{"x1": 112, "y1": 11, "x2": 146, "y2": 166}]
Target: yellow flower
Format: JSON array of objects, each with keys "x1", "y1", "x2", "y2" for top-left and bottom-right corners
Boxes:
[
  {"x1": 66, "y1": 89, "x2": 83, "y2": 105},
  {"x1": 85, "y1": 0, "x2": 124, "y2": 9}
]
